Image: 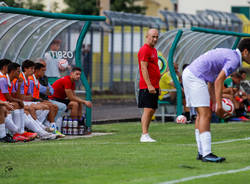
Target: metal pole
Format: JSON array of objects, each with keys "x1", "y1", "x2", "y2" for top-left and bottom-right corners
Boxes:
[
  {"x1": 140, "y1": 25, "x2": 143, "y2": 47},
  {"x1": 90, "y1": 28, "x2": 94, "y2": 88},
  {"x1": 121, "y1": 24, "x2": 124, "y2": 82},
  {"x1": 75, "y1": 21, "x2": 92, "y2": 128},
  {"x1": 109, "y1": 27, "x2": 114, "y2": 89},
  {"x1": 100, "y1": 27, "x2": 104, "y2": 90},
  {"x1": 130, "y1": 25, "x2": 134, "y2": 81},
  {"x1": 167, "y1": 30, "x2": 183, "y2": 116}
]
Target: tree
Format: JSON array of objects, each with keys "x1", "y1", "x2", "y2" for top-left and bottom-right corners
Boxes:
[
  {"x1": 24, "y1": 0, "x2": 45, "y2": 11},
  {"x1": 111, "y1": 0, "x2": 146, "y2": 14},
  {"x1": 63, "y1": 0, "x2": 99, "y2": 15},
  {"x1": 2, "y1": 0, "x2": 44, "y2": 11},
  {"x1": 63, "y1": 0, "x2": 146, "y2": 15},
  {"x1": 2, "y1": 0, "x2": 23, "y2": 7}
]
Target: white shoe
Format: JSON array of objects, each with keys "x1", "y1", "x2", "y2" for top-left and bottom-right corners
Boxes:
[
  {"x1": 40, "y1": 133, "x2": 57, "y2": 140},
  {"x1": 140, "y1": 134, "x2": 156, "y2": 142},
  {"x1": 45, "y1": 127, "x2": 55, "y2": 133}
]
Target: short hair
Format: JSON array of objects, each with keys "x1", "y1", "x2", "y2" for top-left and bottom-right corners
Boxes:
[
  {"x1": 239, "y1": 69, "x2": 247, "y2": 75},
  {"x1": 182, "y1": 64, "x2": 189, "y2": 71},
  {"x1": 51, "y1": 39, "x2": 61, "y2": 45},
  {"x1": 231, "y1": 72, "x2": 242, "y2": 79},
  {"x1": 34, "y1": 58, "x2": 45, "y2": 63},
  {"x1": 34, "y1": 63, "x2": 45, "y2": 70},
  {"x1": 0, "y1": 59, "x2": 12, "y2": 70},
  {"x1": 71, "y1": 67, "x2": 81, "y2": 73},
  {"x1": 8, "y1": 63, "x2": 20, "y2": 73},
  {"x1": 238, "y1": 38, "x2": 250, "y2": 52},
  {"x1": 22, "y1": 60, "x2": 35, "y2": 72}
]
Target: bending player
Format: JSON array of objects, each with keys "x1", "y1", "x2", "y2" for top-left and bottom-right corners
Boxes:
[{"x1": 182, "y1": 38, "x2": 250, "y2": 162}]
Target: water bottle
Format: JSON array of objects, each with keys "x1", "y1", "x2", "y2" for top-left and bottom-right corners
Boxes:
[
  {"x1": 62, "y1": 117, "x2": 68, "y2": 128},
  {"x1": 72, "y1": 119, "x2": 78, "y2": 128},
  {"x1": 67, "y1": 118, "x2": 73, "y2": 128}
]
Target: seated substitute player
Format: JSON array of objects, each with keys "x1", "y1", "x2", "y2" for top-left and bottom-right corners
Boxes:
[
  {"x1": 1, "y1": 62, "x2": 38, "y2": 141},
  {"x1": 223, "y1": 72, "x2": 249, "y2": 120},
  {"x1": 0, "y1": 60, "x2": 30, "y2": 142},
  {"x1": 35, "y1": 58, "x2": 67, "y2": 131},
  {"x1": 239, "y1": 69, "x2": 250, "y2": 104},
  {"x1": 29, "y1": 62, "x2": 65, "y2": 137},
  {"x1": 182, "y1": 38, "x2": 250, "y2": 163},
  {"x1": 49, "y1": 67, "x2": 92, "y2": 122},
  {"x1": 0, "y1": 100, "x2": 15, "y2": 143},
  {"x1": 18, "y1": 60, "x2": 59, "y2": 131}
]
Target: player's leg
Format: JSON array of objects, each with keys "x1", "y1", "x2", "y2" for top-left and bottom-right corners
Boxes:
[
  {"x1": 77, "y1": 102, "x2": 82, "y2": 120},
  {"x1": 68, "y1": 101, "x2": 79, "y2": 120},
  {"x1": 9, "y1": 102, "x2": 36, "y2": 141},
  {"x1": 141, "y1": 108, "x2": 155, "y2": 134},
  {"x1": 196, "y1": 106, "x2": 211, "y2": 157},
  {"x1": 44, "y1": 101, "x2": 58, "y2": 128},
  {"x1": 197, "y1": 106, "x2": 225, "y2": 162},
  {"x1": 140, "y1": 108, "x2": 156, "y2": 142},
  {"x1": 138, "y1": 88, "x2": 158, "y2": 143},
  {"x1": 49, "y1": 99, "x2": 67, "y2": 128},
  {"x1": 0, "y1": 105, "x2": 7, "y2": 142},
  {"x1": 194, "y1": 112, "x2": 202, "y2": 160},
  {"x1": 23, "y1": 110, "x2": 56, "y2": 140}
]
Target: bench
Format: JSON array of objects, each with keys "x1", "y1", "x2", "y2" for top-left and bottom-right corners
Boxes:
[{"x1": 155, "y1": 100, "x2": 177, "y2": 123}]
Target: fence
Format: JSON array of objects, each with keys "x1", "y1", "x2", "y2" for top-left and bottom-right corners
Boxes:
[{"x1": 0, "y1": 7, "x2": 247, "y2": 92}]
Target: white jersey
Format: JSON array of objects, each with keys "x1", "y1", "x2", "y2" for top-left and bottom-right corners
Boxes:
[{"x1": 44, "y1": 51, "x2": 61, "y2": 78}]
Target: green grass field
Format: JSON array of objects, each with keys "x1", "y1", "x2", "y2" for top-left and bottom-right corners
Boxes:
[{"x1": 1, "y1": 122, "x2": 250, "y2": 184}]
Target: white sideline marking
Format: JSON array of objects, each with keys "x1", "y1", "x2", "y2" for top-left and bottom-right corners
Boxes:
[
  {"x1": 212, "y1": 137, "x2": 250, "y2": 144},
  {"x1": 180, "y1": 137, "x2": 250, "y2": 146},
  {"x1": 2, "y1": 136, "x2": 250, "y2": 148},
  {"x1": 159, "y1": 166, "x2": 250, "y2": 184}
]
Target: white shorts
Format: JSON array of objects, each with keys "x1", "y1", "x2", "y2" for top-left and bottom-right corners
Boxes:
[
  {"x1": 182, "y1": 68, "x2": 210, "y2": 107},
  {"x1": 23, "y1": 101, "x2": 38, "y2": 106}
]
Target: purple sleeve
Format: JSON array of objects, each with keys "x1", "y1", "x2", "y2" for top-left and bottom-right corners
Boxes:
[
  {"x1": 11, "y1": 82, "x2": 16, "y2": 93},
  {"x1": 15, "y1": 81, "x2": 25, "y2": 94},
  {"x1": 28, "y1": 80, "x2": 34, "y2": 95},
  {"x1": 222, "y1": 57, "x2": 240, "y2": 77},
  {"x1": 0, "y1": 78, "x2": 9, "y2": 94}
]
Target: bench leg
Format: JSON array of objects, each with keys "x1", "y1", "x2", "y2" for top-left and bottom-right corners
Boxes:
[{"x1": 161, "y1": 105, "x2": 165, "y2": 123}]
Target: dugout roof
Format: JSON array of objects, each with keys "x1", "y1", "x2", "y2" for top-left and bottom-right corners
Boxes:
[
  {"x1": 0, "y1": 7, "x2": 105, "y2": 64},
  {"x1": 156, "y1": 28, "x2": 237, "y2": 72},
  {"x1": 0, "y1": 11, "x2": 79, "y2": 63}
]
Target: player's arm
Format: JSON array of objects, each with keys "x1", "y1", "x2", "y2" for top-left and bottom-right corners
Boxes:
[
  {"x1": 208, "y1": 82, "x2": 215, "y2": 102},
  {"x1": 14, "y1": 77, "x2": 24, "y2": 100},
  {"x1": 0, "y1": 101, "x2": 14, "y2": 110},
  {"x1": 141, "y1": 61, "x2": 155, "y2": 93},
  {"x1": 4, "y1": 93, "x2": 24, "y2": 108},
  {"x1": 208, "y1": 82, "x2": 215, "y2": 111},
  {"x1": 214, "y1": 70, "x2": 228, "y2": 118},
  {"x1": 65, "y1": 89, "x2": 92, "y2": 107}
]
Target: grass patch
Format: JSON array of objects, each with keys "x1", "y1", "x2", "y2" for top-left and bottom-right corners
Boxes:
[{"x1": 1, "y1": 122, "x2": 250, "y2": 184}]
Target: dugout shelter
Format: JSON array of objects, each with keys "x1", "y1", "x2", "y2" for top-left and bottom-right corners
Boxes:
[{"x1": 0, "y1": 6, "x2": 106, "y2": 128}]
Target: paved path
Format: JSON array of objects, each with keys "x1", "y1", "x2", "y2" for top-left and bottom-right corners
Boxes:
[{"x1": 92, "y1": 102, "x2": 141, "y2": 123}]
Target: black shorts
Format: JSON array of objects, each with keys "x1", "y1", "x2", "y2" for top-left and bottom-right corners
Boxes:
[
  {"x1": 52, "y1": 98, "x2": 70, "y2": 106},
  {"x1": 138, "y1": 89, "x2": 159, "y2": 109}
]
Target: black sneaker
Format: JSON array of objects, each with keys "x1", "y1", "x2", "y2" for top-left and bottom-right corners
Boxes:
[
  {"x1": 196, "y1": 153, "x2": 202, "y2": 160},
  {"x1": 202, "y1": 153, "x2": 225, "y2": 163},
  {"x1": 0, "y1": 135, "x2": 16, "y2": 143}
]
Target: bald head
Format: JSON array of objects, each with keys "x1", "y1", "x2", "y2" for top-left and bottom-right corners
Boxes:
[{"x1": 146, "y1": 29, "x2": 159, "y2": 48}]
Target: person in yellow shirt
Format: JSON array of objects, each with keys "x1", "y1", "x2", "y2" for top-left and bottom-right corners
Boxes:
[{"x1": 159, "y1": 63, "x2": 180, "y2": 104}]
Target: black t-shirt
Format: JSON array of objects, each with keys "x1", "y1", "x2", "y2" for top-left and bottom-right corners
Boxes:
[{"x1": 39, "y1": 75, "x2": 49, "y2": 100}]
